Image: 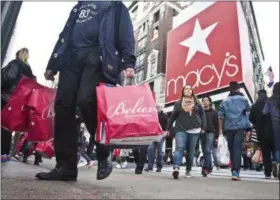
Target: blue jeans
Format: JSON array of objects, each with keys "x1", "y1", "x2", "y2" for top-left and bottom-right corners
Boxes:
[
  {"x1": 147, "y1": 138, "x2": 165, "y2": 169},
  {"x1": 201, "y1": 132, "x2": 215, "y2": 170},
  {"x1": 212, "y1": 146, "x2": 218, "y2": 167},
  {"x1": 225, "y1": 129, "x2": 244, "y2": 173},
  {"x1": 173, "y1": 132, "x2": 200, "y2": 171},
  {"x1": 273, "y1": 126, "x2": 280, "y2": 163}
]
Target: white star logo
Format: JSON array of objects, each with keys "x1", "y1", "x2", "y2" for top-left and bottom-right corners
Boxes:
[
  {"x1": 8, "y1": 106, "x2": 12, "y2": 111},
  {"x1": 179, "y1": 19, "x2": 218, "y2": 66},
  {"x1": 31, "y1": 121, "x2": 35, "y2": 126}
]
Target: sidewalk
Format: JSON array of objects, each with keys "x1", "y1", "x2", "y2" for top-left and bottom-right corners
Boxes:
[
  {"x1": 1, "y1": 160, "x2": 130, "y2": 199},
  {"x1": 2, "y1": 159, "x2": 279, "y2": 199}
]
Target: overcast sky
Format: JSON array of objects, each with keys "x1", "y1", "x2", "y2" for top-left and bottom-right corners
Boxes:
[
  {"x1": 4, "y1": 1, "x2": 279, "y2": 85},
  {"x1": 253, "y1": 2, "x2": 279, "y2": 82}
]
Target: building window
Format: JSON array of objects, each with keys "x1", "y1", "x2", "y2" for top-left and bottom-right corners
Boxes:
[
  {"x1": 136, "y1": 70, "x2": 145, "y2": 83},
  {"x1": 173, "y1": 9, "x2": 179, "y2": 17},
  {"x1": 139, "y1": 22, "x2": 147, "y2": 36},
  {"x1": 154, "y1": 11, "x2": 160, "y2": 23},
  {"x1": 137, "y1": 37, "x2": 147, "y2": 52},
  {"x1": 136, "y1": 53, "x2": 146, "y2": 68},
  {"x1": 152, "y1": 26, "x2": 159, "y2": 40},
  {"x1": 131, "y1": 6, "x2": 138, "y2": 21}
]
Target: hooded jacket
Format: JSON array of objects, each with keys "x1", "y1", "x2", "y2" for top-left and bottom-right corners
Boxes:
[{"x1": 46, "y1": 1, "x2": 136, "y2": 84}]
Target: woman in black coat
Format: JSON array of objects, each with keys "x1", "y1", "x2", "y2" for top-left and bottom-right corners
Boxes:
[{"x1": 1, "y1": 48, "x2": 36, "y2": 162}]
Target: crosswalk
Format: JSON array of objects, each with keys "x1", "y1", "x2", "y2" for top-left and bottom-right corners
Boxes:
[{"x1": 130, "y1": 166, "x2": 278, "y2": 183}]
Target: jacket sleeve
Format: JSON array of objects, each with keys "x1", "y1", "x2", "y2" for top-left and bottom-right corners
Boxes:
[
  {"x1": 249, "y1": 105, "x2": 257, "y2": 125},
  {"x1": 213, "y1": 110, "x2": 219, "y2": 139},
  {"x1": 167, "y1": 102, "x2": 180, "y2": 131},
  {"x1": 263, "y1": 101, "x2": 271, "y2": 115},
  {"x1": 117, "y1": 3, "x2": 136, "y2": 70},
  {"x1": 218, "y1": 100, "x2": 225, "y2": 119},
  {"x1": 1, "y1": 61, "x2": 20, "y2": 90},
  {"x1": 162, "y1": 113, "x2": 169, "y2": 131},
  {"x1": 198, "y1": 104, "x2": 207, "y2": 130}
]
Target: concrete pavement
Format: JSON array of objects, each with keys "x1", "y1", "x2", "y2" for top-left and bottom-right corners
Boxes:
[{"x1": 1, "y1": 158, "x2": 279, "y2": 199}]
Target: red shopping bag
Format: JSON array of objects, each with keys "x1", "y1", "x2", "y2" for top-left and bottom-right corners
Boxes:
[
  {"x1": 1, "y1": 76, "x2": 38, "y2": 132},
  {"x1": 27, "y1": 85, "x2": 56, "y2": 142},
  {"x1": 96, "y1": 84, "x2": 163, "y2": 147},
  {"x1": 113, "y1": 149, "x2": 121, "y2": 157},
  {"x1": 35, "y1": 138, "x2": 54, "y2": 159}
]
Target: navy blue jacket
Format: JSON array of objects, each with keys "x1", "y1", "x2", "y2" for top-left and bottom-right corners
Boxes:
[{"x1": 46, "y1": 1, "x2": 136, "y2": 84}]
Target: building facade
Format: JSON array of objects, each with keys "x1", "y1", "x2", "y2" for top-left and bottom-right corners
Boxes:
[{"x1": 128, "y1": 1, "x2": 193, "y2": 105}]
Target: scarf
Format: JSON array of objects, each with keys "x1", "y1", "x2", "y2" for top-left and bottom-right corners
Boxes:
[{"x1": 181, "y1": 97, "x2": 195, "y2": 115}]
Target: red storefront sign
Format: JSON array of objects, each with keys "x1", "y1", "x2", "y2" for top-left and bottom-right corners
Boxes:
[{"x1": 166, "y1": 2, "x2": 243, "y2": 104}]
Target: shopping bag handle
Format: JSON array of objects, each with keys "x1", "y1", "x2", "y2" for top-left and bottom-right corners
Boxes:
[
  {"x1": 44, "y1": 80, "x2": 55, "y2": 89},
  {"x1": 123, "y1": 77, "x2": 136, "y2": 86}
]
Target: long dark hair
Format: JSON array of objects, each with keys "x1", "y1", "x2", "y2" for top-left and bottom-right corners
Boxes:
[
  {"x1": 180, "y1": 84, "x2": 199, "y2": 104},
  {"x1": 271, "y1": 82, "x2": 280, "y2": 111}
]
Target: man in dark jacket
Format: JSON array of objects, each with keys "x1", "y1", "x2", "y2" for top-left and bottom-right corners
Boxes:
[
  {"x1": 249, "y1": 89, "x2": 275, "y2": 178},
  {"x1": 36, "y1": 1, "x2": 136, "y2": 181},
  {"x1": 201, "y1": 96, "x2": 219, "y2": 177},
  {"x1": 145, "y1": 105, "x2": 168, "y2": 172}
]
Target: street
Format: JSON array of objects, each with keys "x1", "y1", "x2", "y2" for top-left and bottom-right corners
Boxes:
[{"x1": 2, "y1": 157, "x2": 279, "y2": 199}]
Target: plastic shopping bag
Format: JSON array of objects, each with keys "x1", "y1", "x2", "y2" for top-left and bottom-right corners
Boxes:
[
  {"x1": 26, "y1": 85, "x2": 56, "y2": 142},
  {"x1": 217, "y1": 135, "x2": 230, "y2": 166},
  {"x1": 1, "y1": 76, "x2": 38, "y2": 132},
  {"x1": 251, "y1": 149, "x2": 263, "y2": 164},
  {"x1": 96, "y1": 83, "x2": 163, "y2": 148}
]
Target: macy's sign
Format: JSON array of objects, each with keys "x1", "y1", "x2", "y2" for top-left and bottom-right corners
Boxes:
[{"x1": 166, "y1": 52, "x2": 239, "y2": 99}]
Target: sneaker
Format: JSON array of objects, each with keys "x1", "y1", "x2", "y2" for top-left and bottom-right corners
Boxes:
[
  {"x1": 115, "y1": 164, "x2": 121, "y2": 169},
  {"x1": 144, "y1": 167, "x2": 153, "y2": 172},
  {"x1": 78, "y1": 160, "x2": 87, "y2": 168},
  {"x1": 156, "y1": 168, "x2": 162, "y2": 172},
  {"x1": 272, "y1": 161, "x2": 278, "y2": 178},
  {"x1": 1, "y1": 154, "x2": 7, "y2": 163},
  {"x1": 202, "y1": 169, "x2": 210, "y2": 177},
  {"x1": 88, "y1": 160, "x2": 94, "y2": 168},
  {"x1": 172, "y1": 168, "x2": 179, "y2": 179},
  {"x1": 121, "y1": 161, "x2": 128, "y2": 169},
  {"x1": 185, "y1": 171, "x2": 191, "y2": 178},
  {"x1": 232, "y1": 171, "x2": 240, "y2": 181}
]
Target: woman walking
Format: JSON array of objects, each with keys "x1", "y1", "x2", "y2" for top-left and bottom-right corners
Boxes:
[
  {"x1": 1, "y1": 48, "x2": 36, "y2": 162},
  {"x1": 167, "y1": 85, "x2": 206, "y2": 179}
]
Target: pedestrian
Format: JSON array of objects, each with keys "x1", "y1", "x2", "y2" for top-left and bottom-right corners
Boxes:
[
  {"x1": 249, "y1": 89, "x2": 275, "y2": 178},
  {"x1": 115, "y1": 149, "x2": 128, "y2": 169},
  {"x1": 242, "y1": 132, "x2": 253, "y2": 171},
  {"x1": 167, "y1": 84, "x2": 206, "y2": 179},
  {"x1": 1, "y1": 47, "x2": 36, "y2": 162},
  {"x1": 201, "y1": 96, "x2": 219, "y2": 177},
  {"x1": 263, "y1": 82, "x2": 280, "y2": 180},
  {"x1": 145, "y1": 104, "x2": 168, "y2": 172},
  {"x1": 218, "y1": 81, "x2": 251, "y2": 181},
  {"x1": 35, "y1": 1, "x2": 136, "y2": 181}
]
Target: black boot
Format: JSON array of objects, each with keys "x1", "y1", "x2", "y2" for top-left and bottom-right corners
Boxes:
[
  {"x1": 96, "y1": 152, "x2": 113, "y2": 180},
  {"x1": 35, "y1": 165, "x2": 77, "y2": 181},
  {"x1": 135, "y1": 165, "x2": 144, "y2": 174}
]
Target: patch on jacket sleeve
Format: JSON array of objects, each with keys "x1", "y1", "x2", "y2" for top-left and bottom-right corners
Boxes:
[{"x1": 107, "y1": 64, "x2": 113, "y2": 70}]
